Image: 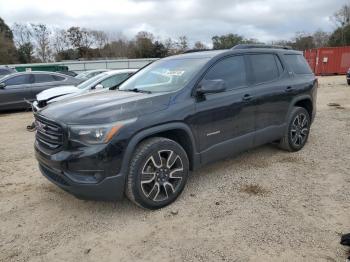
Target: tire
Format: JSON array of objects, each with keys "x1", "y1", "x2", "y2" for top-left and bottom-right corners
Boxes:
[
  {"x1": 279, "y1": 107, "x2": 311, "y2": 152},
  {"x1": 126, "y1": 137, "x2": 189, "y2": 209},
  {"x1": 347, "y1": 80, "x2": 350, "y2": 85}
]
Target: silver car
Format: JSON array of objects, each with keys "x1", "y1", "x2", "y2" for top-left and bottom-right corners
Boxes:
[
  {"x1": 0, "y1": 71, "x2": 82, "y2": 111},
  {"x1": 33, "y1": 69, "x2": 138, "y2": 110}
]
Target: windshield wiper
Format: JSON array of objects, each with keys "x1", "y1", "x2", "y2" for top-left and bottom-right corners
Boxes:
[{"x1": 122, "y1": 88, "x2": 152, "y2": 94}]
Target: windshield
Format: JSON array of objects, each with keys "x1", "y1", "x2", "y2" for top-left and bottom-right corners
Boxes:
[
  {"x1": 77, "y1": 73, "x2": 109, "y2": 89},
  {"x1": 119, "y1": 58, "x2": 210, "y2": 93}
]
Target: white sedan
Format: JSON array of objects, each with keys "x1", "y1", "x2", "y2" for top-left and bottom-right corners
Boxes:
[{"x1": 33, "y1": 69, "x2": 138, "y2": 111}]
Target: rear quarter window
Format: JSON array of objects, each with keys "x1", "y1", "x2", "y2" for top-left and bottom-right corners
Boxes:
[
  {"x1": 249, "y1": 54, "x2": 280, "y2": 84},
  {"x1": 284, "y1": 54, "x2": 312, "y2": 74}
]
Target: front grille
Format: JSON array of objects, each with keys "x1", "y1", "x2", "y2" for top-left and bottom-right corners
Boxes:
[{"x1": 35, "y1": 116, "x2": 64, "y2": 150}]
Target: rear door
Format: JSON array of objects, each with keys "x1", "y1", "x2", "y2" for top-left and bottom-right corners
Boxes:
[
  {"x1": 0, "y1": 74, "x2": 34, "y2": 109},
  {"x1": 246, "y1": 53, "x2": 292, "y2": 145},
  {"x1": 191, "y1": 55, "x2": 256, "y2": 164}
]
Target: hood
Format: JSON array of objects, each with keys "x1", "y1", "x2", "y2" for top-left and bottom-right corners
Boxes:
[
  {"x1": 36, "y1": 85, "x2": 79, "y2": 102},
  {"x1": 39, "y1": 90, "x2": 171, "y2": 125}
]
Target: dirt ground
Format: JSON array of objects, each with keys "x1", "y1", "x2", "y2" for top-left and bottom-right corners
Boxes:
[{"x1": 0, "y1": 76, "x2": 349, "y2": 262}]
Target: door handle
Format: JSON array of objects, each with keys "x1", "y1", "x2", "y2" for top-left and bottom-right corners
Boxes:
[
  {"x1": 285, "y1": 86, "x2": 294, "y2": 92},
  {"x1": 242, "y1": 94, "x2": 252, "y2": 101}
]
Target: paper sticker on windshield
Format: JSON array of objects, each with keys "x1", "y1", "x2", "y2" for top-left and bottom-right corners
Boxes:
[{"x1": 164, "y1": 70, "x2": 185, "y2": 76}]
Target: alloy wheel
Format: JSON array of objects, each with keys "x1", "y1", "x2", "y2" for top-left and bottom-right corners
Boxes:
[
  {"x1": 290, "y1": 113, "x2": 309, "y2": 147},
  {"x1": 140, "y1": 150, "x2": 184, "y2": 202}
]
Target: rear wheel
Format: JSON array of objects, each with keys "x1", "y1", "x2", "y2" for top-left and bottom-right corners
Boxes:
[
  {"x1": 126, "y1": 137, "x2": 189, "y2": 209},
  {"x1": 347, "y1": 80, "x2": 350, "y2": 85},
  {"x1": 279, "y1": 107, "x2": 311, "y2": 152}
]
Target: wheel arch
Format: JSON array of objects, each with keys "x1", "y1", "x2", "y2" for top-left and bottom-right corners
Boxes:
[
  {"x1": 121, "y1": 122, "x2": 199, "y2": 176},
  {"x1": 287, "y1": 95, "x2": 313, "y2": 122}
]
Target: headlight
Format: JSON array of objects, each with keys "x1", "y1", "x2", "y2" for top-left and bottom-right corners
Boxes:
[{"x1": 68, "y1": 118, "x2": 136, "y2": 144}]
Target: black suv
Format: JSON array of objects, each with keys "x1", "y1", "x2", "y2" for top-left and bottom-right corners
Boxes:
[{"x1": 34, "y1": 47, "x2": 317, "y2": 209}]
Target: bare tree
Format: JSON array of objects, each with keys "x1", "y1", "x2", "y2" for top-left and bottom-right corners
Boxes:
[
  {"x1": 91, "y1": 30, "x2": 108, "y2": 49},
  {"x1": 12, "y1": 23, "x2": 32, "y2": 47},
  {"x1": 31, "y1": 23, "x2": 52, "y2": 62},
  {"x1": 193, "y1": 41, "x2": 207, "y2": 50},
  {"x1": 12, "y1": 23, "x2": 34, "y2": 63},
  {"x1": 177, "y1": 35, "x2": 188, "y2": 52},
  {"x1": 52, "y1": 28, "x2": 70, "y2": 54},
  {"x1": 312, "y1": 30, "x2": 330, "y2": 48},
  {"x1": 332, "y1": 4, "x2": 350, "y2": 26}
]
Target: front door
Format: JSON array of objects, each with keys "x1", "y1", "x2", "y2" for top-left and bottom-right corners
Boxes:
[
  {"x1": 0, "y1": 74, "x2": 34, "y2": 110},
  {"x1": 190, "y1": 55, "x2": 256, "y2": 165}
]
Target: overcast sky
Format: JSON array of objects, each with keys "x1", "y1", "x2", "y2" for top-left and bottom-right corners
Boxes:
[{"x1": 0, "y1": 0, "x2": 348, "y2": 45}]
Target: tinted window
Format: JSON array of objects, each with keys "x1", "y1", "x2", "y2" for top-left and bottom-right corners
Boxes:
[
  {"x1": 5, "y1": 75, "x2": 31, "y2": 86},
  {"x1": 204, "y1": 56, "x2": 246, "y2": 89},
  {"x1": 284, "y1": 54, "x2": 312, "y2": 74},
  {"x1": 0, "y1": 69, "x2": 11, "y2": 75},
  {"x1": 100, "y1": 73, "x2": 130, "y2": 89},
  {"x1": 34, "y1": 74, "x2": 57, "y2": 83},
  {"x1": 250, "y1": 54, "x2": 279, "y2": 84}
]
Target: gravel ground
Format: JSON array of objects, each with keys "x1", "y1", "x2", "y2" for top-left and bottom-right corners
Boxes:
[{"x1": 0, "y1": 76, "x2": 349, "y2": 262}]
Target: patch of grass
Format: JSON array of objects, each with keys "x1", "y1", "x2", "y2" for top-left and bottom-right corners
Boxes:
[{"x1": 240, "y1": 184, "x2": 269, "y2": 196}]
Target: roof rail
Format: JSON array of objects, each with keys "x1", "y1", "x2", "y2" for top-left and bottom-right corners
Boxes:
[
  {"x1": 182, "y1": 49, "x2": 212, "y2": 53},
  {"x1": 232, "y1": 44, "x2": 292, "y2": 50}
]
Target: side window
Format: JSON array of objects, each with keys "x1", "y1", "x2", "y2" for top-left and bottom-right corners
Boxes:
[
  {"x1": 100, "y1": 74, "x2": 130, "y2": 88},
  {"x1": 284, "y1": 54, "x2": 312, "y2": 74},
  {"x1": 249, "y1": 54, "x2": 280, "y2": 84},
  {"x1": 4, "y1": 75, "x2": 31, "y2": 86},
  {"x1": 34, "y1": 74, "x2": 56, "y2": 83},
  {"x1": 0, "y1": 69, "x2": 10, "y2": 75},
  {"x1": 204, "y1": 56, "x2": 247, "y2": 89}
]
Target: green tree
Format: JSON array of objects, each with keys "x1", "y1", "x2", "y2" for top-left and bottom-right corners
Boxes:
[
  {"x1": 152, "y1": 41, "x2": 167, "y2": 58},
  {"x1": 292, "y1": 33, "x2": 315, "y2": 50},
  {"x1": 0, "y1": 17, "x2": 17, "y2": 63},
  {"x1": 212, "y1": 33, "x2": 245, "y2": 49},
  {"x1": 328, "y1": 24, "x2": 350, "y2": 46},
  {"x1": 17, "y1": 42, "x2": 34, "y2": 63},
  {"x1": 134, "y1": 31, "x2": 155, "y2": 58}
]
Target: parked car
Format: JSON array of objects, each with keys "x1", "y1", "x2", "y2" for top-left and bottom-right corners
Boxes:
[
  {"x1": 0, "y1": 66, "x2": 16, "y2": 77},
  {"x1": 346, "y1": 68, "x2": 350, "y2": 85},
  {"x1": 0, "y1": 71, "x2": 81, "y2": 111},
  {"x1": 33, "y1": 69, "x2": 138, "y2": 110},
  {"x1": 75, "y1": 69, "x2": 109, "y2": 81},
  {"x1": 34, "y1": 46, "x2": 317, "y2": 209}
]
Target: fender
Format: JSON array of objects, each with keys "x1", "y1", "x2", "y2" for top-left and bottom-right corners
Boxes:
[
  {"x1": 285, "y1": 94, "x2": 313, "y2": 123},
  {"x1": 119, "y1": 122, "x2": 200, "y2": 178}
]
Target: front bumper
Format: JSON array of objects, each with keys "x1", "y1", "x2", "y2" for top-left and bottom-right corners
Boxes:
[{"x1": 35, "y1": 142, "x2": 126, "y2": 201}]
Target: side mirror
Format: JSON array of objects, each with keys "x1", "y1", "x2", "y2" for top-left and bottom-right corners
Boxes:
[
  {"x1": 197, "y1": 79, "x2": 226, "y2": 95},
  {"x1": 93, "y1": 84, "x2": 104, "y2": 90},
  {"x1": 0, "y1": 82, "x2": 5, "y2": 89}
]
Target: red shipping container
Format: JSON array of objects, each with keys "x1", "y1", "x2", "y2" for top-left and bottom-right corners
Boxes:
[{"x1": 304, "y1": 46, "x2": 350, "y2": 75}]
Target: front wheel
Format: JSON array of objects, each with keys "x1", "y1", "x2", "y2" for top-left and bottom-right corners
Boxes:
[
  {"x1": 126, "y1": 137, "x2": 189, "y2": 209},
  {"x1": 279, "y1": 107, "x2": 311, "y2": 152}
]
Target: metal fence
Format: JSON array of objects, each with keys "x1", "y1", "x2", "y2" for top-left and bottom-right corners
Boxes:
[{"x1": 4, "y1": 58, "x2": 159, "y2": 73}]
